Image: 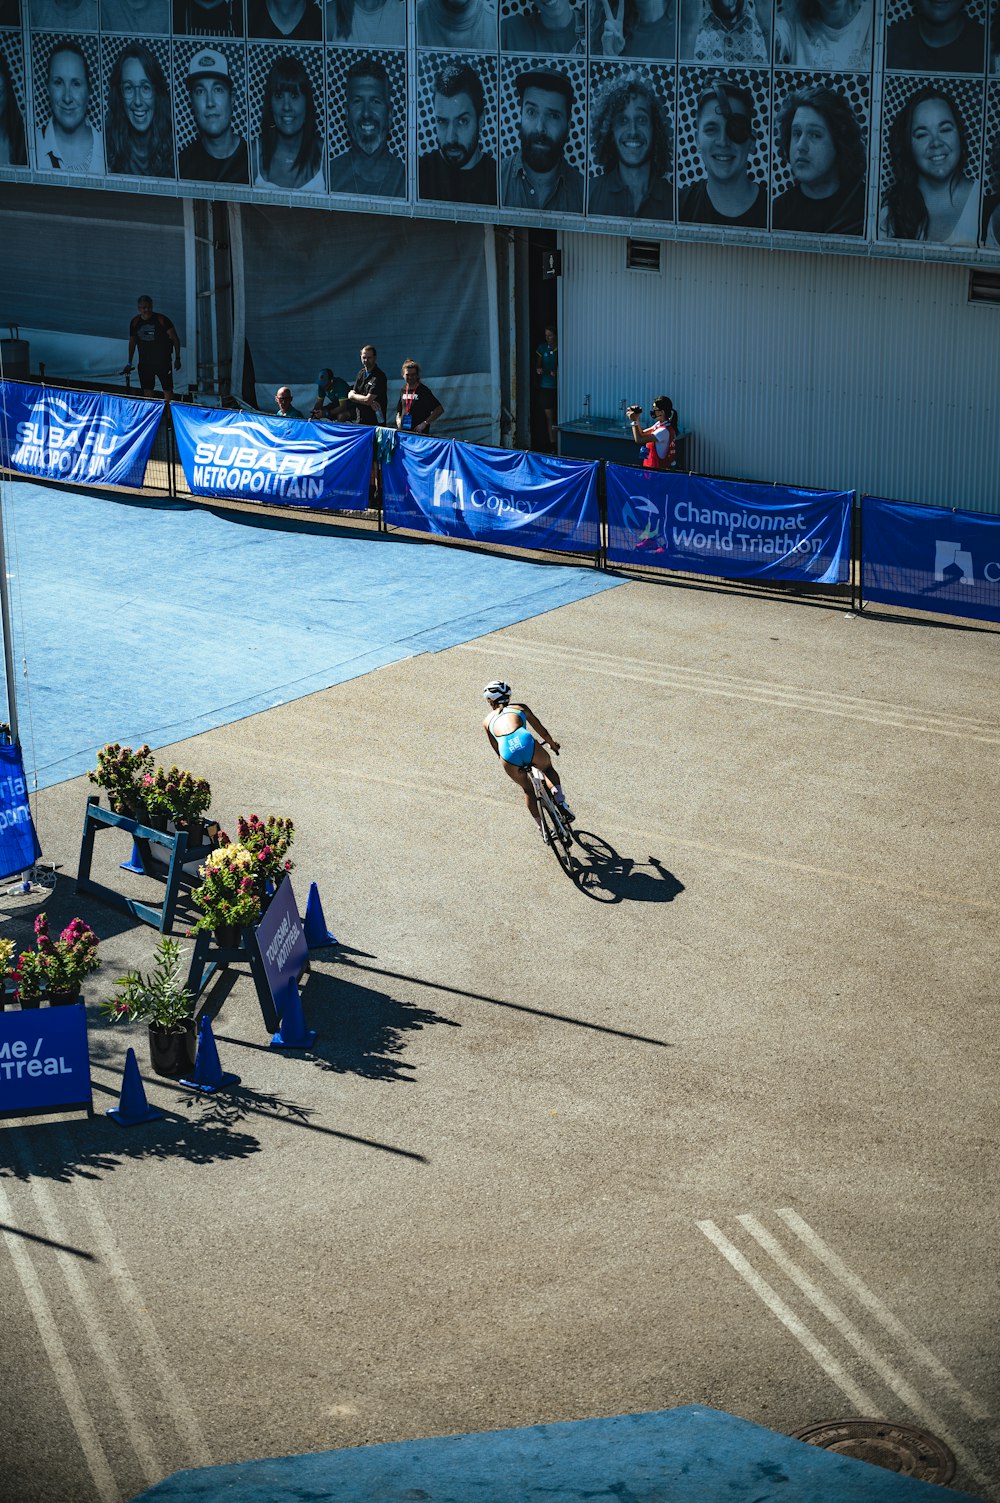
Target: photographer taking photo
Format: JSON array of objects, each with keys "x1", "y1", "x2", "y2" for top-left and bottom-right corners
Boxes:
[{"x1": 629, "y1": 395, "x2": 677, "y2": 469}]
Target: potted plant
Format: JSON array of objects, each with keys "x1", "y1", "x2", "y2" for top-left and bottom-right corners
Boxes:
[
  {"x1": 14, "y1": 914, "x2": 101, "y2": 1007},
  {"x1": 88, "y1": 743, "x2": 154, "y2": 819},
  {"x1": 143, "y1": 766, "x2": 213, "y2": 848},
  {"x1": 102, "y1": 935, "x2": 197, "y2": 1078},
  {"x1": 0, "y1": 937, "x2": 15, "y2": 1009},
  {"x1": 235, "y1": 814, "x2": 295, "y2": 905},
  {"x1": 191, "y1": 842, "x2": 261, "y2": 948}
]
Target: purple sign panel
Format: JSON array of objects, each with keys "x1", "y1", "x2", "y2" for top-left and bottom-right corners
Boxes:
[{"x1": 253, "y1": 876, "x2": 308, "y2": 1021}]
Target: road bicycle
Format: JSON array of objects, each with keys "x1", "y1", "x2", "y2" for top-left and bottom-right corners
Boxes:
[{"x1": 529, "y1": 765, "x2": 576, "y2": 876}]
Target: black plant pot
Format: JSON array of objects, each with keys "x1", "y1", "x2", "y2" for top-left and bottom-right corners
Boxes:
[
  {"x1": 148, "y1": 1020, "x2": 197, "y2": 1079},
  {"x1": 213, "y1": 923, "x2": 242, "y2": 950},
  {"x1": 46, "y1": 987, "x2": 81, "y2": 1006}
]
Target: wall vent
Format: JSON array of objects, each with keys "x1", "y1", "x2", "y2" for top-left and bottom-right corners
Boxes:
[
  {"x1": 968, "y1": 269, "x2": 1000, "y2": 306},
  {"x1": 626, "y1": 239, "x2": 661, "y2": 272}
]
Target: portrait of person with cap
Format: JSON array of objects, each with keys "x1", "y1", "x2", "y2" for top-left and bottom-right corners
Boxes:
[{"x1": 178, "y1": 46, "x2": 249, "y2": 183}]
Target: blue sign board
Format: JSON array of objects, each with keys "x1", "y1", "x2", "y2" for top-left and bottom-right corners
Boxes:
[
  {"x1": 382, "y1": 435, "x2": 601, "y2": 554},
  {"x1": 171, "y1": 406, "x2": 374, "y2": 510},
  {"x1": 862, "y1": 497, "x2": 1000, "y2": 625},
  {"x1": 0, "y1": 1003, "x2": 92, "y2": 1118},
  {"x1": 0, "y1": 381, "x2": 163, "y2": 490},
  {"x1": 0, "y1": 742, "x2": 41, "y2": 881},
  {"x1": 606, "y1": 468, "x2": 852, "y2": 585},
  {"x1": 253, "y1": 877, "x2": 308, "y2": 1022}
]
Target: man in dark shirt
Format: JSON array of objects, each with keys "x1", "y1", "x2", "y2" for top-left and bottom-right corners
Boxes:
[
  {"x1": 394, "y1": 359, "x2": 444, "y2": 436},
  {"x1": 419, "y1": 60, "x2": 497, "y2": 207},
  {"x1": 347, "y1": 344, "x2": 388, "y2": 426},
  {"x1": 127, "y1": 294, "x2": 181, "y2": 397},
  {"x1": 501, "y1": 68, "x2": 583, "y2": 213},
  {"x1": 886, "y1": 0, "x2": 985, "y2": 72},
  {"x1": 178, "y1": 48, "x2": 249, "y2": 184}
]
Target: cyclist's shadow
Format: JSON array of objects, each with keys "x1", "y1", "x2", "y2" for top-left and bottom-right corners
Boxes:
[{"x1": 572, "y1": 831, "x2": 684, "y2": 906}]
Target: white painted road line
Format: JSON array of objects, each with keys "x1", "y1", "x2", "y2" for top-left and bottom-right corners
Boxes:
[
  {"x1": 60, "y1": 1134, "x2": 212, "y2": 1468},
  {"x1": 738, "y1": 1215, "x2": 994, "y2": 1491},
  {"x1": 776, "y1": 1208, "x2": 990, "y2": 1422},
  {"x1": 696, "y1": 1219, "x2": 882, "y2": 1415},
  {"x1": 28, "y1": 1175, "x2": 162, "y2": 1487},
  {"x1": 0, "y1": 1178, "x2": 118, "y2": 1503}
]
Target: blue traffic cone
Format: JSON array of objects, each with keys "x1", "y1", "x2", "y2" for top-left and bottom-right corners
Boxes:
[
  {"x1": 120, "y1": 840, "x2": 146, "y2": 875},
  {"x1": 270, "y1": 982, "x2": 317, "y2": 1050},
  {"x1": 180, "y1": 1014, "x2": 240, "y2": 1094},
  {"x1": 303, "y1": 882, "x2": 337, "y2": 948},
  {"x1": 107, "y1": 1048, "x2": 164, "y2": 1126}
]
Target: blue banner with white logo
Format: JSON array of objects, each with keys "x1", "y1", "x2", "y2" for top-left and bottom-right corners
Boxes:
[
  {"x1": 861, "y1": 497, "x2": 1000, "y2": 624},
  {"x1": 0, "y1": 742, "x2": 41, "y2": 881},
  {"x1": 0, "y1": 1004, "x2": 92, "y2": 1118},
  {"x1": 171, "y1": 406, "x2": 374, "y2": 509},
  {"x1": 606, "y1": 468, "x2": 852, "y2": 584},
  {"x1": 0, "y1": 381, "x2": 162, "y2": 489},
  {"x1": 382, "y1": 435, "x2": 601, "y2": 554}
]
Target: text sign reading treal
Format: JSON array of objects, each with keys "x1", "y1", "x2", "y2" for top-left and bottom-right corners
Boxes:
[
  {"x1": 254, "y1": 877, "x2": 308, "y2": 1020},
  {"x1": 0, "y1": 1004, "x2": 92, "y2": 1119}
]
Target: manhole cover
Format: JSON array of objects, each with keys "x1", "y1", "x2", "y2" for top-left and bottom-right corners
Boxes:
[{"x1": 792, "y1": 1419, "x2": 956, "y2": 1485}]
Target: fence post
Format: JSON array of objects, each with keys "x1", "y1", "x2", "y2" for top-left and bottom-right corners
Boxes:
[
  {"x1": 597, "y1": 459, "x2": 607, "y2": 570},
  {"x1": 852, "y1": 494, "x2": 862, "y2": 613},
  {"x1": 166, "y1": 404, "x2": 176, "y2": 500}
]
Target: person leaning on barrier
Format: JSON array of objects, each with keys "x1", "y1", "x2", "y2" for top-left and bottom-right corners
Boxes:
[
  {"x1": 395, "y1": 359, "x2": 443, "y2": 436},
  {"x1": 275, "y1": 385, "x2": 305, "y2": 417},
  {"x1": 311, "y1": 368, "x2": 350, "y2": 419}
]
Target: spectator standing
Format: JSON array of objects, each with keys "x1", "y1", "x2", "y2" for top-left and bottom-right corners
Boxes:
[
  {"x1": 534, "y1": 327, "x2": 558, "y2": 449},
  {"x1": 348, "y1": 344, "x2": 388, "y2": 425},
  {"x1": 275, "y1": 385, "x2": 305, "y2": 416},
  {"x1": 128, "y1": 294, "x2": 181, "y2": 398},
  {"x1": 628, "y1": 395, "x2": 677, "y2": 469},
  {"x1": 395, "y1": 359, "x2": 444, "y2": 435},
  {"x1": 311, "y1": 367, "x2": 350, "y2": 418}
]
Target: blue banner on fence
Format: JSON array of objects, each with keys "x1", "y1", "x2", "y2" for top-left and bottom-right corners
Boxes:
[
  {"x1": 0, "y1": 742, "x2": 41, "y2": 881},
  {"x1": 0, "y1": 381, "x2": 162, "y2": 489},
  {"x1": 0, "y1": 1003, "x2": 92, "y2": 1118},
  {"x1": 382, "y1": 435, "x2": 600, "y2": 554},
  {"x1": 171, "y1": 407, "x2": 374, "y2": 509},
  {"x1": 861, "y1": 497, "x2": 1000, "y2": 624},
  {"x1": 606, "y1": 468, "x2": 852, "y2": 584}
]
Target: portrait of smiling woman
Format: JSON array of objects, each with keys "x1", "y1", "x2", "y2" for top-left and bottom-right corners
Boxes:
[
  {"x1": 881, "y1": 85, "x2": 979, "y2": 246},
  {"x1": 35, "y1": 40, "x2": 105, "y2": 174},
  {"x1": 105, "y1": 42, "x2": 174, "y2": 177},
  {"x1": 250, "y1": 53, "x2": 323, "y2": 190}
]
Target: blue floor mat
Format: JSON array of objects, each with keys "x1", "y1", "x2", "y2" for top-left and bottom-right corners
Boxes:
[{"x1": 4, "y1": 484, "x2": 619, "y2": 791}]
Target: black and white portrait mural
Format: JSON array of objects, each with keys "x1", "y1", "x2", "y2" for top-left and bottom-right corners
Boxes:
[
  {"x1": 983, "y1": 79, "x2": 1000, "y2": 242},
  {"x1": 588, "y1": 0, "x2": 677, "y2": 58},
  {"x1": 0, "y1": 28, "x2": 28, "y2": 168},
  {"x1": 884, "y1": 0, "x2": 986, "y2": 73},
  {"x1": 31, "y1": 32, "x2": 105, "y2": 173},
  {"x1": 879, "y1": 73, "x2": 983, "y2": 245},
  {"x1": 771, "y1": 70, "x2": 869, "y2": 233},
  {"x1": 501, "y1": 0, "x2": 586, "y2": 54},
  {"x1": 418, "y1": 51, "x2": 499, "y2": 206},
  {"x1": 588, "y1": 60, "x2": 675, "y2": 219},
  {"x1": 773, "y1": 0, "x2": 874, "y2": 69},
  {"x1": 247, "y1": 42, "x2": 325, "y2": 190},
  {"x1": 676, "y1": 66, "x2": 769, "y2": 225},
  {"x1": 174, "y1": 37, "x2": 249, "y2": 182},
  {"x1": 499, "y1": 54, "x2": 587, "y2": 212},
  {"x1": 416, "y1": 0, "x2": 498, "y2": 51},
  {"x1": 101, "y1": 35, "x2": 175, "y2": 178},
  {"x1": 679, "y1": 0, "x2": 771, "y2": 66},
  {"x1": 325, "y1": 0, "x2": 406, "y2": 45},
  {"x1": 327, "y1": 45, "x2": 405, "y2": 197}
]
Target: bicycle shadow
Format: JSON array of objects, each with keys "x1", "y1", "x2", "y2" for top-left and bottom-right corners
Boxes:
[{"x1": 571, "y1": 830, "x2": 685, "y2": 906}]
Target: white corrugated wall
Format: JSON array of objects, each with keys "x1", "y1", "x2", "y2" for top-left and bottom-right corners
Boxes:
[{"x1": 558, "y1": 233, "x2": 1000, "y2": 513}]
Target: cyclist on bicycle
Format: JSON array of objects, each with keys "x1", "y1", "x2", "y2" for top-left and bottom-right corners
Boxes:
[{"x1": 483, "y1": 680, "x2": 574, "y2": 840}]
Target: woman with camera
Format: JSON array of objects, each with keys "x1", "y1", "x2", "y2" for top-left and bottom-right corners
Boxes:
[{"x1": 629, "y1": 396, "x2": 677, "y2": 470}]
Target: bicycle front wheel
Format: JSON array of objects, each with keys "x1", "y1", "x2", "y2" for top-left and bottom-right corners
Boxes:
[{"x1": 538, "y1": 796, "x2": 576, "y2": 876}]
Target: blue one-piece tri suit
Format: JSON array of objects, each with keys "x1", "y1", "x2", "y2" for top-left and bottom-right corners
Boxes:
[{"x1": 489, "y1": 705, "x2": 535, "y2": 768}]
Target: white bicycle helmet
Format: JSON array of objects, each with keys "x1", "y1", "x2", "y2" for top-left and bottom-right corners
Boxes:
[{"x1": 483, "y1": 680, "x2": 511, "y2": 705}]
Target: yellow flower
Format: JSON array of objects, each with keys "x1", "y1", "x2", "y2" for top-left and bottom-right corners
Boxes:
[{"x1": 0, "y1": 937, "x2": 14, "y2": 971}]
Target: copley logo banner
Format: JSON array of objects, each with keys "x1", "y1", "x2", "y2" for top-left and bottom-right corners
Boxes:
[
  {"x1": 0, "y1": 381, "x2": 163, "y2": 489},
  {"x1": 0, "y1": 742, "x2": 41, "y2": 881},
  {"x1": 861, "y1": 497, "x2": 1000, "y2": 624},
  {"x1": 382, "y1": 435, "x2": 600, "y2": 554},
  {"x1": 171, "y1": 406, "x2": 374, "y2": 509},
  {"x1": 606, "y1": 468, "x2": 852, "y2": 585}
]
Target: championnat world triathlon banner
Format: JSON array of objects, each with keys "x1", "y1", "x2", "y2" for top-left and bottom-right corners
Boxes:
[
  {"x1": 606, "y1": 467, "x2": 852, "y2": 585},
  {"x1": 0, "y1": 381, "x2": 163, "y2": 490},
  {"x1": 171, "y1": 406, "x2": 374, "y2": 510},
  {"x1": 382, "y1": 435, "x2": 600, "y2": 554},
  {"x1": 861, "y1": 496, "x2": 1000, "y2": 624}
]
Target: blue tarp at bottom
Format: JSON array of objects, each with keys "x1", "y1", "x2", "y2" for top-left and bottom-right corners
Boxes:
[{"x1": 127, "y1": 1405, "x2": 979, "y2": 1502}]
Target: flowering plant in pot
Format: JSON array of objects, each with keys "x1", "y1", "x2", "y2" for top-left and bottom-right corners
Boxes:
[
  {"x1": 235, "y1": 814, "x2": 295, "y2": 896},
  {"x1": 14, "y1": 914, "x2": 101, "y2": 1006},
  {"x1": 143, "y1": 766, "x2": 212, "y2": 843},
  {"x1": 0, "y1": 936, "x2": 15, "y2": 1008},
  {"x1": 191, "y1": 842, "x2": 261, "y2": 944},
  {"x1": 102, "y1": 935, "x2": 197, "y2": 1078},
  {"x1": 87, "y1": 743, "x2": 154, "y2": 818}
]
